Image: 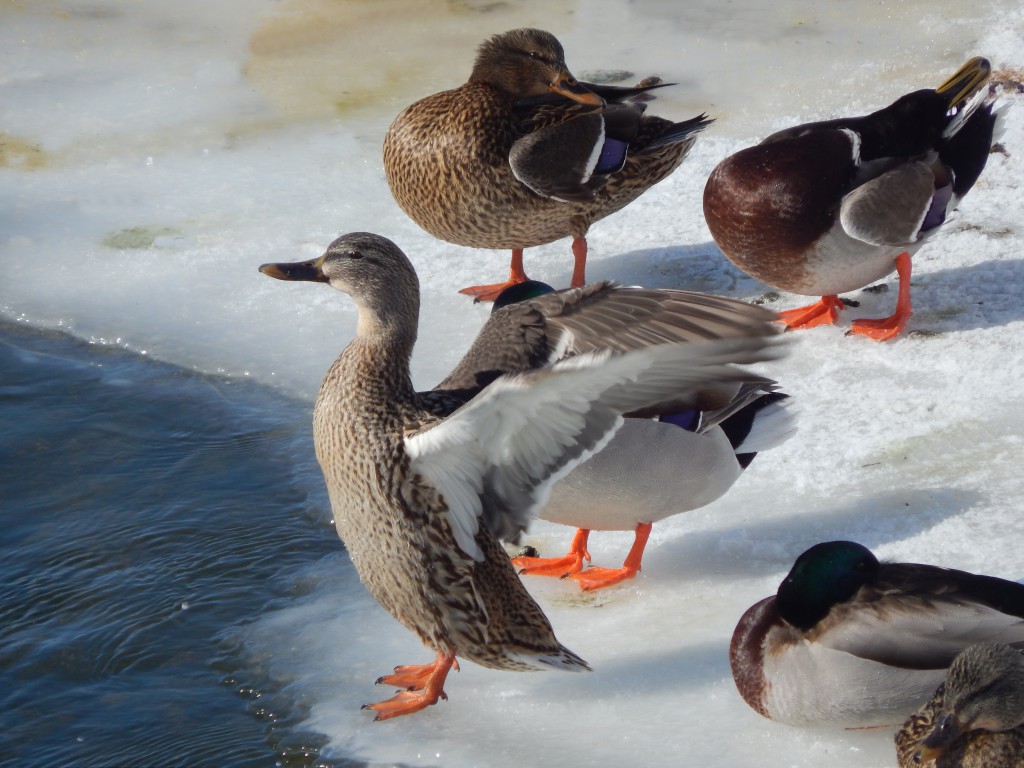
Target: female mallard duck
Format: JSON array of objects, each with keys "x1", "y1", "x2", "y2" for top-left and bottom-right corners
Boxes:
[
  {"x1": 455, "y1": 281, "x2": 797, "y2": 591},
  {"x1": 258, "y1": 232, "x2": 782, "y2": 720},
  {"x1": 703, "y1": 57, "x2": 1003, "y2": 340},
  {"x1": 896, "y1": 643, "x2": 1024, "y2": 768},
  {"x1": 730, "y1": 541, "x2": 1024, "y2": 727},
  {"x1": 384, "y1": 27, "x2": 712, "y2": 301}
]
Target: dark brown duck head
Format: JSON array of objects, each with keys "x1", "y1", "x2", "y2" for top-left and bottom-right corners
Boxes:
[{"x1": 469, "y1": 28, "x2": 603, "y2": 106}]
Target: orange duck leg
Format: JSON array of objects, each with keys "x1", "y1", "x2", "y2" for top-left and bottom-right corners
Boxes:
[
  {"x1": 459, "y1": 248, "x2": 531, "y2": 302},
  {"x1": 848, "y1": 252, "x2": 913, "y2": 341},
  {"x1": 511, "y1": 528, "x2": 590, "y2": 578},
  {"x1": 569, "y1": 522, "x2": 652, "y2": 591},
  {"x1": 458, "y1": 237, "x2": 589, "y2": 302},
  {"x1": 777, "y1": 294, "x2": 846, "y2": 330},
  {"x1": 363, "y1": 651, "x2": 457, "y2": 721},
  {"x1": 568, "y1": 235, "x2": 587, "y2": 289}
]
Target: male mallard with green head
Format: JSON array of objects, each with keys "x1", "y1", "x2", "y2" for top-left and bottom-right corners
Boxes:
[
  {"x1": 455, "y1": 281, "x2": 797, "y2": 591},
  {"x1": 704, "y1": 57, "x2": 1004, "y2": 340},
  {"x1": 730, "y1": 541, "x2": 1024, "y2": 727},
  {"x1": 259, "y1": 232, "x2": 783, "y2": 719},
  {"x1": 896, "y1": 643, "x2": 1024, "y2": 767},
  {"x1": 384, "y1": 28, "x2": 711, "y2": 300}
]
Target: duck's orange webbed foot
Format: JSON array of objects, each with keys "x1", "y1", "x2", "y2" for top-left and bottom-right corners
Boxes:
[
  {"x1": 777, "y1": 295, "x2": 845, "y2": 330},
  {"x1": 376, "y1": 657, "x2": 461, "y2": 691},
  {"x1": 848, "y1": 312, "x2": 911, "y2": 341},
  {"x1": 512, "y1": 529, "x2": 590, "y2": 578},
  {"x1": 569, "y1": 564, "x2": 639, "y2": 591},
  {"x1": 568, "y1": 522, "x2": 651, "y2": 592},
  {"x1": 362, "y1": 689, "x2": 444, "y2": 721},
  {"x1": 459, "y1": 248, "x2": 530, "y2": 301},
  {"x1": 847, "y1": 252, "x2": 913, "y2": 342},
  {"x1": 363, "y1": 651, "x2": 457, "y2": 721}
]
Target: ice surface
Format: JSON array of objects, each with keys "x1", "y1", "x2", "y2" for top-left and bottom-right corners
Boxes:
[{"x1": 3, "y1": 1, "x2": 1023, "y2": 766}]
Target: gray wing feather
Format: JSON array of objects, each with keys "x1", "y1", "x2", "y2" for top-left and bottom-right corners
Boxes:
[
  {"x1": 409, "y1": 336, "x2": 785, "y2": 559},
  {"x1": 840, "y1": 161, "x2": 935, "y2": 246},
  {"x1": 436, "y1": 283, "x2": 780, "y2": 393}
]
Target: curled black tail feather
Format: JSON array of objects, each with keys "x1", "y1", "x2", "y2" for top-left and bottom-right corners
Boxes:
[{"x1": 643, "y1": 113, "x2": 715, "y2": 152}]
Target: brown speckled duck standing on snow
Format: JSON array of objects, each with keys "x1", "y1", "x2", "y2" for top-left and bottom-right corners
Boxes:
[
  {"x1": 259, "y1": 232, "x2": 783, "y2": 720},
  {"x1": 896, "y1": 643, "x2": 1024, "y2": 768},
  {"x1": 384, "y1": 27, "x2": 711, "y2": 301}
]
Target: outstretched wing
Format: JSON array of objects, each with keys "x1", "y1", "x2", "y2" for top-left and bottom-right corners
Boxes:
[
  {"x1": 436, "y1": 282, "x2": 779, "y2": 394},
  {"x1": 408, "y1": 337, "x2": 783, "y2": 560}
]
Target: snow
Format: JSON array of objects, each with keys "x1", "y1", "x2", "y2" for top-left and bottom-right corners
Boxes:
[{"x1": 3, "y1": 1, "x2": 1023, "y2": 766}]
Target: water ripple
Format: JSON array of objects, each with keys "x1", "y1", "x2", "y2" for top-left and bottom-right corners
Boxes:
[{"x1": 0, "y1": 321, "x2": 350, "y2": 767}]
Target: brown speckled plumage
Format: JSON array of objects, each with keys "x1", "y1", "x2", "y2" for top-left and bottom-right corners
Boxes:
[
  {"x1": 383, "y1": 28, "x2": 708, "y2": 264},
  {"x1": 896, "y1": 644, "x2": 1024, "y2": 768},
  {"x1": 302, "y1": 239, "x2": 583, "y2": 674},
  {"x1": 262, "y1": 231, "x2": 790, "y2": 720},
  {"x1": 259, "y1": 232, "x2": 786, "y2": 718}
]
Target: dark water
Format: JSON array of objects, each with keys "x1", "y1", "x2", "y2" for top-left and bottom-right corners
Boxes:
[{"x1": 0, "y1": 320, "x2": 356, "y2": 768}]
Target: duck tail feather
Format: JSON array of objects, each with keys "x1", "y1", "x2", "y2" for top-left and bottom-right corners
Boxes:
[
  {"x1": 722, "y1": 392, "x2": 798, "y2": 461},
  {"x1": 643, "y1": 113, "x2": 715, "y2": 151}
]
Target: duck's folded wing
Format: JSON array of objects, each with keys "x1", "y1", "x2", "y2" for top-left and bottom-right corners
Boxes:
[
  {"x1": 509, "y1": 111, "x2": 610, "y2": 202},
  {"x1": 840, "y1": 161, "x2": 935, "y2": 246},
  {"x1": 819, "y1": 593, "x2": 1024, "y2": 669},
  {"x1": 696, "y1": 381, "x2": 788, "y2": 433},
  {"x1": 408, "y1": 338, "x2": 781, "y2": 561}
]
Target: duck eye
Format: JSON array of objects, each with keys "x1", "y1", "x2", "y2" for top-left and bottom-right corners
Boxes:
[{"x1": 346, "y1": 251, "x2": 364, "y2": 260}]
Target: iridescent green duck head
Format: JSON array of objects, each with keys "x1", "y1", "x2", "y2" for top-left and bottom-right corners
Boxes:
[
  {"x1": 775, "y1": 540, "x2": 881, "y2": 631},
  {"x1": 490, "y1": 279, "x2": 555, "y2": 313}
]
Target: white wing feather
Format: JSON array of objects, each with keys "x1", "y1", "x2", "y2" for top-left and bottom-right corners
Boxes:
[{"x1": 406, "y1": 338, "x2": 781, "y2": 560}]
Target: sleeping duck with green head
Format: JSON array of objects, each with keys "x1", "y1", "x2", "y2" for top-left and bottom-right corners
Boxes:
[
  {"x1": 730, "y1": 541, "x2": 1024, "y2": 728},
  {"x1": 704, "y1": 57, "x2": 1005, "y2": 340}
]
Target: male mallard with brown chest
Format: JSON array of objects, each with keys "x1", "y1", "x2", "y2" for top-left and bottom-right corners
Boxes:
[
  {"x1": 730, "y1": 541, "x2": 1024, "y2": 727},
  {"x1": 258, "y1": 232, "x2": 783, "y2": 720},
  {"x1": 384, "y1": 28, "x2": 711, "y2": 301},
  {"x1": 703, "y1": 57, "x2": 1003, "y2": 340}
]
